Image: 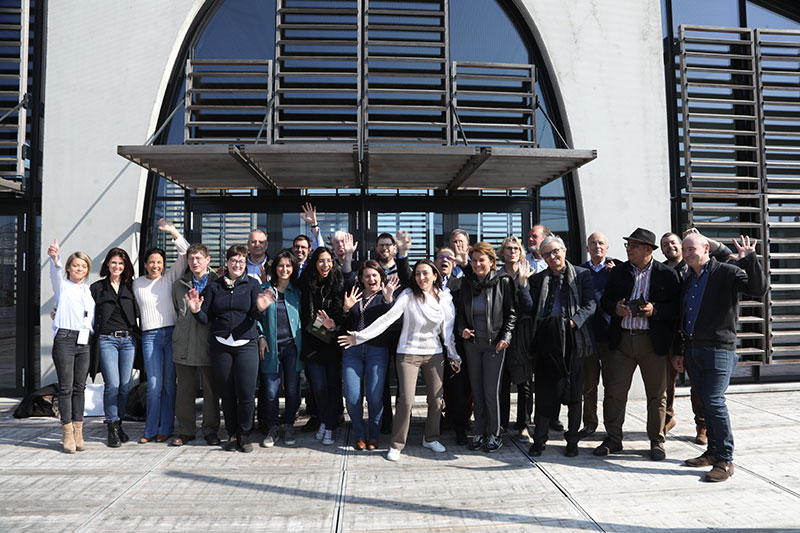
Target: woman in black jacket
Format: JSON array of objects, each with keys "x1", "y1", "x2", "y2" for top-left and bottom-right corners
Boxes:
[
  {"x1": 298, "y1": 246, "x2": 347, "y2": 446},
  {"x1": 455, "y1": 241, "x2": 517, "y2": 453},
  {"x1": 90, "y1": 248, "x2": 140, "y2": 448},
  {"x1": 186, "y1": 244, "x2": 273, "y2": 453}
]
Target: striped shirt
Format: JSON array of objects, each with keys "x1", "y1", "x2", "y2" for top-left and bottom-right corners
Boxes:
[{"x1": 622, "y1": 259, "x2": 653, "y2": 330}]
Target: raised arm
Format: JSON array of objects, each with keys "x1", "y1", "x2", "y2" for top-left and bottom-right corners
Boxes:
[
  {"x1": 48, "y1": 238, "x2": 63, "y2": 295},
  {"x1": 157, "y1": 218, "x2": 190, "y2": 284},
  {"x1": 350, "y1": 289, "x2": 409, "y2": 344}
]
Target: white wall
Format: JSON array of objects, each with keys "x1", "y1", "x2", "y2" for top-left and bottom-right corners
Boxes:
[
  {"x1": 516, "y1": 0, "x2": 671, "y2": 398},
  {"x1": 39, "y1": 1, "x2": 205, "y2": 384}
]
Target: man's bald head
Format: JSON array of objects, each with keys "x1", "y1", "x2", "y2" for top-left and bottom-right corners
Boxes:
[
  {"x1": 586, "y1": 231, "x2": 609, "y2": 265},
  {"x1": 682, "y1": 232, "x2": 710, "y2": 274}
]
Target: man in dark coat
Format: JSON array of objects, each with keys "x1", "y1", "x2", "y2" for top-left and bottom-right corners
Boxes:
[
  {"x1": 518, "y1": 235, "x2": 596, "y2": 458},
  {"x1": 595, "y1": 228, "x2": 680, "y2": 461},
  {"x1": 674, "y1": 233, "x2": 765, "y2": 482}
]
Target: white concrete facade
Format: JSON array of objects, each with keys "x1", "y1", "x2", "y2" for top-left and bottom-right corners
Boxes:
[{"x1": 38, "y1": 0, "x2": 671, "y2": 397}]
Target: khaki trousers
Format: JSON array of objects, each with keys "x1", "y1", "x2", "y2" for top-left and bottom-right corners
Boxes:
[
  {"x1": 391, "y1": 352, "x2": 444, "y2": 450},
  {"x1": 582, "y1": 341, "x2": 611, "y2": 430},
  {"x1": 174, "y1": 363, "x2": 220, "y2": 437},
  {"x1": 603, "y1": 331, "x2": 667, "y2": 444}
]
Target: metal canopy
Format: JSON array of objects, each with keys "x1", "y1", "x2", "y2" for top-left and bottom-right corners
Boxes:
[{"x1": 117, "y1": 144, "x2": 596, "y2": 191}]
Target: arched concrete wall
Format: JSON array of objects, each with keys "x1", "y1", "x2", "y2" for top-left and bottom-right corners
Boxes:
[{"x1": 39, "y1": 0, "x2": 206, "y2": 384}]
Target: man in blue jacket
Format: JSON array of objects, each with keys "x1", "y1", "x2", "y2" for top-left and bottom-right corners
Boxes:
[{"x1": 673, "y1": 233, "x2": 766, "y2": 482}]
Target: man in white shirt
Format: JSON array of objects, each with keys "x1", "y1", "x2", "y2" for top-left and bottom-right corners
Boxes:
[
  {"x1": 449, "y1": 229, "x2": 470, "y2": 278},
  {"x1": 526, "y1": 225, "x2": 551, "y2": 274}
]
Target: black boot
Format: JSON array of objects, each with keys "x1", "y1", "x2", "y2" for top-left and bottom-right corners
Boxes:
[
  {"x1": 107, "y1": 422, "x2": 121, "y2": 448},
  {"x1": 117, "y1": 421, "x2": 130, "y2": 443}
]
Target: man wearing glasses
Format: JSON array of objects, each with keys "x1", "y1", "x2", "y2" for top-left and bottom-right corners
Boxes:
[{"x1": 594, "y1": 228, "x2": 680, "y2": 461}]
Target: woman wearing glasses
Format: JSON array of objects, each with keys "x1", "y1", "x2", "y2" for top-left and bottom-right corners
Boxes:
[
  {"x1": 186, "y1": 244, "x2": 274, "y2": 452},
  {"x1": 455, "y1": 242, "x2": 517, "y2": 453}
]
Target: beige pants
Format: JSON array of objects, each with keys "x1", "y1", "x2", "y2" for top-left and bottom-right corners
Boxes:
[{"x1": 391, "y1": 352, "x2": 444, "y2": 450}]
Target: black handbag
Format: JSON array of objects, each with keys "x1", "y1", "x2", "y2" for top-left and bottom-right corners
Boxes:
[{"x1": 305, "y1": 314, "x2": 335, "y2": 344}]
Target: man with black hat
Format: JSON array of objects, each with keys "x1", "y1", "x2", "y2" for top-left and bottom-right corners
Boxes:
[{"x1": 593, "y1": 228, "x2": 681, "y2": 461}]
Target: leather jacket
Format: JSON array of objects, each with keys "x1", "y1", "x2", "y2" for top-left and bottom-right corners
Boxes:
[{"x1": 455, "y1": 265, "x2": 517, "y2": 346}]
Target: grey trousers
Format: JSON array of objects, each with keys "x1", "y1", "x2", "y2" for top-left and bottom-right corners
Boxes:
[
  {"x1": 391, "y1": 352, "x2": 444, "y2": 450},
  {"x1": 174, "y1": 363, "x2": 220, "y2": 438},
  {"x1": 463, "y1": 339, "x2": 506, "y2": 438}
]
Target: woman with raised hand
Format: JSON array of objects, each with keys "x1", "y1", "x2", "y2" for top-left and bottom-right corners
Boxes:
[
  {"x1": 186, "y1": 244, "x2": 274, "y2": 453},
  {"x1": 455, "y1": 242, "x2": 517, "y2": 453},
  {"x1": 47, "y1": 238, "x2": 95, "y2": 453},
  {"x1": 257, "y1": 250, "x2": 303, "y2": 448},
  {"x1": 341, "y1": 260, "x2": 400, "y2": 451},
  {"x1": 339, "y1": 259, "x2": 462, "y2": 462},
  {"x1": 90, "y1": 248, "x2": 139, "y2": 448},
  {"x1": 132, "y1": 218, "x2": 189, "y2": 444},
  {"x1": 298, "y1": 246, "x2": 347, "y2": 446}
]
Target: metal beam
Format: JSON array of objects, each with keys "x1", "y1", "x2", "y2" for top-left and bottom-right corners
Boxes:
[
  {"x1": 353, "y1": 145, "x2": 362, "y2": 188},
  {"x1": 0, "y1": 177, "x2": 22, "y2": 193},
  {"x1": 228, "y1": 145, "x2": 277, "y2": 190},
  {"x1": 447, "y1": 147, "x2": 490, "y2": 191}
]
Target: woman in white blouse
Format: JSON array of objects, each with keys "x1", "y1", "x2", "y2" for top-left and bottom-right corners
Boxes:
[
  {"x1": 48, "y1": 238, "x2": 95, "y2": 453},
  {"x1": 132, "y1": 219, "x2": 189, "y2": 443},
  {"x1": 339, "y1": 259, "x2": 461, "y2": 462}
]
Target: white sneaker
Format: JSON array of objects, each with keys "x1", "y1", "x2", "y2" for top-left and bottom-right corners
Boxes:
[
  {"x1": 386, "y1": 447, "x2": 401, "y2": 461},
  {"x1": 422, "y1": 439, "x2": 446, "y2": 453},
  {"x1": 315, "y1": 423, "x2": 326, "y2": 441},
  {"x1": 322, "y1": 429, "x2": 334, "y2": 446}
]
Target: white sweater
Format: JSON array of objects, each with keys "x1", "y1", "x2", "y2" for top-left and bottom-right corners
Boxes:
[
  {"x1": 353, "y1": 288, "x2": 461, "y2": 361},
  {"x1": 133, "y1": 236, "x2": 189, "y2": 331}
]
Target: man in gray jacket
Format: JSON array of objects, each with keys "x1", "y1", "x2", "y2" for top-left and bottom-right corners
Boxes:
[{"x1": 171, "y1": 243, "x2": 221, "y2": 446}]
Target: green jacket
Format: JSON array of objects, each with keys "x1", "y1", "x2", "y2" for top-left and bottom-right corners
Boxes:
[
  {"x1": 172, "y1": 268, "x2": 218, "y2": 366},
  {"x1": 258, "y1": 281, "x2": 303, "y2": 374}
]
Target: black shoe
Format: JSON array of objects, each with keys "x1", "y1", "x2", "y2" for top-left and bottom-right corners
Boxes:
[
  {"x1": 650, "y1": 440, "x2": 666, "y2": 461},
  {"x1": 565, "y1": 443, "x2": 579, "y2": 457},
  {"x1": 204, "y1": 434, "x2": 221, "y2": 446},
  {"x1": 549, "y1": 420, "x2": 564, "y2": 432},
  {"x1": 455, "y1": 430, "x2": 468, "y2": 446},
  {"x1": 117, "y1": 422, "x2": 130, "y2": 443},
  {"x1": 593, "y1": 438, "x2": 623, "y2": 456},
  {"x1": 483, "y1": 435, "x2": 503, "y2": 453},
  {"x1": 238, "y1": 435, "x2": 253, "y2": 453},
  {"x1": 468, "y1": 435, "x2": 487, "y2": 451},
  {"x1": 223, "y1": 437, "x2": 239, "y2": 452},
  {"x1": 529, "y1": 442, "x2": 545, "y2": 456},
  {"x1": 577, "y1": 426, "x2": 596, "y2": 440},
  {"x1": 301, "y1": 417, "x2": 321, "y2": 433},
  {"x1": 107, "y1": 422, "x2": 121, "y2": 448}
]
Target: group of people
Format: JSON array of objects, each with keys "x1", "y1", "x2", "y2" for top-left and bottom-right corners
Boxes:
[{"x1": 46, "y1": 203, "x2": 765, "y2": 483}]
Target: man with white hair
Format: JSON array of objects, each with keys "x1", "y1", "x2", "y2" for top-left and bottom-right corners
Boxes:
[
  {"x1": 673, "y1": 232, "x2": 765, "y2": 482},
  {"x1": 526, "y1": 225, "x2": 552, "y2": 274}
]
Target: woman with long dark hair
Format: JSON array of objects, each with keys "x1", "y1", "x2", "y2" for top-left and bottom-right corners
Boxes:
[
  {"x1": 298, "y1": 246, "x2": 347, "y2": 446},
  {"x1": 47, "y1": 238, "x2": 95, "y2": 453},
  {"x1": 339, "y1": 259, "x2": 462, "y2": 462},
  {"x1": 187, "y1": 244, "x2": 274, "y2": 452},
  {"x1": 91, "y1": 247, "x2": 139, "y2": 447}
]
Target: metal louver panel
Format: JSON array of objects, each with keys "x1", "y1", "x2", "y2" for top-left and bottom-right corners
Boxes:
[
  {"x1": 377, "y1": 212, "x2": 432, "y2": 262},
  {"x1": 757, "y1": 28, "x2": 800, "y2": 363},
  {"x1": 679, "y1": 25, "x2": 768, "y2": 363},
  {"x1": 200, "y1": 212, "x2": 259, "y2": 266},
  {"x1": 0, "y1": 0, "x2": 29, "y2": 192}
]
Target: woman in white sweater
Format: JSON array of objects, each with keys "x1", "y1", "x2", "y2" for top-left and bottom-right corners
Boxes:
[
  {"x1": 339, "y1": 259, "x2": 461, "y2": 462},
  {"x1": 132, "y1": 219, "x2": 189, "y2": 443},
  {"x1": 48, "y1": 238, "x2": 95, "y2": 453}
]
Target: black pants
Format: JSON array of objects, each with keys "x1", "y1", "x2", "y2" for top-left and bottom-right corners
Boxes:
[
  {"x1": 52, "y1": 329, "x2": 91, "y2": 424},
  {"x1": 381, "y1": 331, "x2": 401, "y2": 429},
  {"x1": 532, "y1": 354, "x2": 583, "y2": 446},
  {"x1": 500, "y1": 370, "x2": 533, "y2": 430},
  {"x1": 211, "y1": 338, "x2": 259, "y2": 439},
  {"x1": 443, "y1": 353, "x2": 470, "y2": 434}
]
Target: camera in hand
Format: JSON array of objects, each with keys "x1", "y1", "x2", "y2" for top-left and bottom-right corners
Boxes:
[{"x1": 627, "y1": 297, "x2": 647, "y2": 317}]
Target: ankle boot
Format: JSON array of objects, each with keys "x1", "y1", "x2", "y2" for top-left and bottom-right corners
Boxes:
[
  {"x1": 73, "y1": 421, "x2": 86, "y2": 451},
  {"x1": 107, "y1": 422, "x2": 121, "y2": 448},
  {"x1": 117, "y1": 421, "x2": 130, "y2": 443},
  {"x1": 62, "y1": 423, "x2": 76, "y2": 454}
]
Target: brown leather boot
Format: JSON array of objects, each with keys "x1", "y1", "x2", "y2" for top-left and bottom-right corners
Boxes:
[
  {"x1": 684, "y1": 450, "x2": 714, "y2": 467},
  {"x1": 705, "y1": 461, "x2": 734, "y2": 482},
  {"x1": 62, "y1": 423, "x2": 76, "y2": 454},
  {"x1": 73, "y1": 421, "x2": 86, "y2": 451},
  {"x1": 695, "y1": 425, "x2": 707, "y2": 445}
]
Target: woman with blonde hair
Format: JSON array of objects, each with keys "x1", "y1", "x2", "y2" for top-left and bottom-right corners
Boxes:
[{"x1": 47, "y1": 238, "x2": 95, "y2": 453}]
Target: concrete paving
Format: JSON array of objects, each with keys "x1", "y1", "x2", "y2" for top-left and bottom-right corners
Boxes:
[{"x1": 1, "y1": 390, "x2": 799, "y2": 532}]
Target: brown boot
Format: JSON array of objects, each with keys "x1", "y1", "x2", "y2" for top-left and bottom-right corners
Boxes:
[
  {"x1": 684, "y1": 450, "x2": 714, "y2": 467},
  {"x1": 705, "y1": 461, "x2": 734, "y2": 482},
  {"x1": 62, "y1": 423, "x2": 76, "y2": 454},
  {"x1": 73, "y1": 421, "x2": 86, "y2": 451},
  {"x1": 695, "y1": 425, "x2": 707, "y2": 445}
]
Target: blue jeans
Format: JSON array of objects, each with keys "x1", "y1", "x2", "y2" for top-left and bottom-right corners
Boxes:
[
  {"x1": 263, "y1": 344, "x2": 301, "y2": 429},
  {"x1": 141, "y1": 327, "x2": 176, "y2": 438},
  {"x1": 686, "y1": 346, "x2": 738, "y2": 462},
  {"x1": 342, "y1": 344, "x2": 388, "y2": 440},
  {"x1": 306, "y1": 358, "x2": 341, "y2": 429},
  {"x1": 98, "y1": 334, "x2": 136, "y2": 424}
]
